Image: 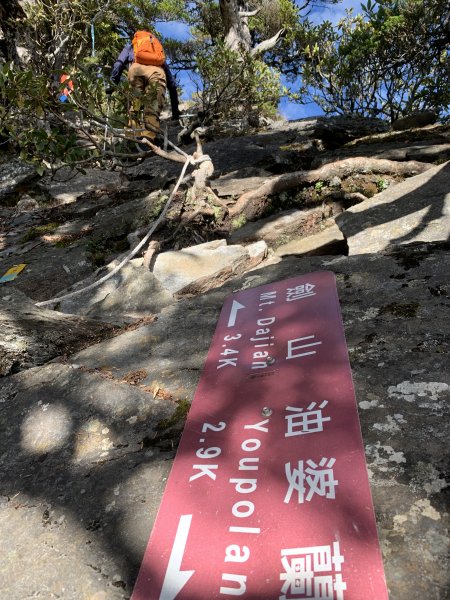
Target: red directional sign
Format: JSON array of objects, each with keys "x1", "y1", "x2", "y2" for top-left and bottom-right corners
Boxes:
[{"x1": 131, "y1": 271, "x2": 389, "y2": 600}]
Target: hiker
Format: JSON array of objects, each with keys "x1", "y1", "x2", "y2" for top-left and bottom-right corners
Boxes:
[
  {"x1": 59, "y1": 73, "x2": 74, "y2": 103},
  {"x1": 107, "y1": 31, "x2": 180, "y2": 141}
]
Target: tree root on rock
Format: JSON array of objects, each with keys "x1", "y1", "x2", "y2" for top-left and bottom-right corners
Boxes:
[{"x1": 228, "y1": 157, "x2": 432, "y2": 221}]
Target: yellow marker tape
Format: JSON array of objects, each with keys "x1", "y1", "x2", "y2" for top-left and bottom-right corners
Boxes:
[{"x1": 0, "y1": 263, "x2": 27, "y2": 283}]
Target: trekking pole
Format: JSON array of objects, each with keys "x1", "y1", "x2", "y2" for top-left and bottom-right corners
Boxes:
[{"x1": 103, "y1": 95, "x2": 111, "y2": 152}]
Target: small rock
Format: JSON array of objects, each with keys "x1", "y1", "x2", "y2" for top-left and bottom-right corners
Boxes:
[
  {"x1": 330, "y1": 176, "x2": 342, "y2": 188},
  {"x1": 392, "y1": 111, "x2": 437, "y2": 131},
  {"x1": 10, "y1": 213, "x2": 36, "y2": 227},
  {"x1": 0, "y1": 495, "x2": 10, "y2": 507},
  {"x1": 14, "y1": 194, "x2": 40, "y2": 214}
]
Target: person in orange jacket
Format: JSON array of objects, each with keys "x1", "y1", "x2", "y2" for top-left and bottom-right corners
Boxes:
[{"x1": 107, "y1": 37, "x2": 180, "y2": 140}]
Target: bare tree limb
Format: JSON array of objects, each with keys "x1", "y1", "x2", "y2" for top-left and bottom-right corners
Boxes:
[
  {"x1": 239, "y1": 9, "x2": 259, "y2": 17},
  {"x1": 251, "y1": 28, "x2": 285, "y2": 56}
]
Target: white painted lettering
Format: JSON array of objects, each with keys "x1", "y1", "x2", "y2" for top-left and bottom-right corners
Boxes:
[
  {"x1": 238, "y1": 457, "x2": 259, "y2": 470},
  {"x1": 229, "y1": 478, "x2": 257, "y2": 494},
  {"x1": 189, "y1": 464, "x2": 218, "y2": 482},
  {"x1": 224, "y1": 545, "x2": 250, "y2": 563},
  {"x1": 241, "y1": 439, "x2": 261, "y2": 452},
  {"x1": 217, "y1": 358, "x2": 238, "y2": 369},
  {"x1": 251, "y1": 361, "x2": 267, "y2": 370},
  {"x1": 232, "y1": 501, "x2": 255, "y2": 518},
  {"x1": 253, "y1": 350, "x2": 268, "y2": 359},
  {"x1": 260, "y1": 291, "x2": 276, "y2": 301},
  {"x1": 257, "y1": 317, "x2": 276, "y2": 326},
  {"x1": 244, "y1": 419, "x2": 269, "y2": 433},
  {"x1": 220, "y1": 574, "x2": 247, "y2": 596},
  {"x1": 286, "y1": 335, "x2": 322, "y2": 360},
  {"x1": 229, "y1": 526, "x2": 260, "y2": 534}
]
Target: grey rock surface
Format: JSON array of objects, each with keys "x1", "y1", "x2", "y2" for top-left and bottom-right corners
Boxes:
[
  {"x1": 310, "y1": 123, "x2": 450, "y2": 169},
  {"x1": 59, "y1": 259, "x2": 174, "y2": 323},
  {"x1": 313, "y1": 115, "x2": 389, "y2": 147},
  {"x1": 276, "y1": 221, "x2": 346, "y2": 257},
  {"x1": 229, "y1": 207, "x2": 333, "y2": 246},
  {"x1": 375, "y1": 143, "x2": 450, "y2": 163},
  {"x1": 0, "y1": 363, "x2": 175, "y2": 599},
  {"x1": 1, "y1": 244, "x2": 448, "y2": 599},
  {"x1": 39, "y1": 167, "x2": 121, "y2": 204},
  {"x1": 90, "y1": 194, "x2": 160, "y2": 239},
  {"x1": 1, "y1": 241, "x2": 94, "y2": 302},
  {"x1": 0, "y1": 157, "x2": 36, "y2": 198},
  {"x1": 0, "y1": 288, "x2": 115, "y2": 376},
  {"x1": 152, "y1": 239, "x2": 268, "y2": 296},
  {"x1": 211, "y1": 167, "x2": 271, "y2": 197},
  {"x1": 336, "y1": 161, "x2": 450, "y2": 254},
  {"x1": 392, "y1": 110, "x2": 438, "y2": 131}
]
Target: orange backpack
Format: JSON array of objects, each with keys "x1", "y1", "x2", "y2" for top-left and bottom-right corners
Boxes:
[{"x1": 132, "y1": 31, "x2": 165, "y2": 66}]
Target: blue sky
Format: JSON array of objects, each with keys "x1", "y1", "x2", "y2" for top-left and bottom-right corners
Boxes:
[{"x1": 157, "y1": 0, "x2": 364, "y2": 120}]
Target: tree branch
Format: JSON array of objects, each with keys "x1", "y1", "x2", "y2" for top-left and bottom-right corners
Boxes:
[
  {"x1": 251, "y1": 28, "x2": 285, "y2": 57},
  {"x1": 239, "y1": 9, "x2": 259, "y2": 17}
]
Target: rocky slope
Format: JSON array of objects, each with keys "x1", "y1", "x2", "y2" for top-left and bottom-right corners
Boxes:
[{"x1": 0, "y1": 116, "x2": 449, "y2": 599}]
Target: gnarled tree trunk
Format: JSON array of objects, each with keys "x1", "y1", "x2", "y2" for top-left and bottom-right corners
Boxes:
[
  {"x1": 220, "y1": 0, "x2": 253, "y2": 52},
  {"x1": 219, "y1": 0, "x2": 283, "y2": 55},
  {"x1": 0, "y1": 0, "x2": 25, "y2": 63}
]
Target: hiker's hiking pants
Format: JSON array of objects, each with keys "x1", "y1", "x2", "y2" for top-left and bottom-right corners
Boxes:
[{"x1": 127, "y1": 63, "x2": 167, "y2": 138}]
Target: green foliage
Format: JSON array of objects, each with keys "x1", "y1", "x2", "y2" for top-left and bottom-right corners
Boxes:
[
  {"x1": 3, "y1": 0, "x2": 447, "y2": 173},
  {"x1": 376, "y1": 178, "x2": 389, "y2": 192},
  {"x1": 18, "y1": 0, "x2": 188, "y2": 73},
  {"x1": 0, "y1": 62, "x2": 92, "y2": 171},
  {"x1": 20, "y1": 222, "x2": 59, "y2": 243},
  {"x1": 195, "y1": 42, "x2": 282, "y2": 123},
  {"x1": 1, "y1": 0, "x2": 191, "y2": 168},
  {"x1": 231, "y1": 214, "x2": 247, "y2": 230},
  {"x1": 298, "y1": 0, "x2": 450, "y2": 120},
  {"x1": 314, "y1": 181, "x2": 325, "y2": 193}
]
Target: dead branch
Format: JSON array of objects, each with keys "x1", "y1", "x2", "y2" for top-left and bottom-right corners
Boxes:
[
  {"x1": 251, "y1": 28, "x2": 285, "y2": 57},
  {"x1": 228, "y1": 157, "x2": 432, "y2": 220},
  {"x1": 239, "y1": 9, "x2": 259, "y2": 17}
]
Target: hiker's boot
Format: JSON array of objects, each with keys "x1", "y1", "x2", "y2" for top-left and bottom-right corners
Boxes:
[
  {"x1": 124, "y1": 116, "x2": 143, "y2": 139},
  {"x1": 143, "y1": 113, "x2": 160, "y2": 140}
]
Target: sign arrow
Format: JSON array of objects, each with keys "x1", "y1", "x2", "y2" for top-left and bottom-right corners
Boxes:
[
  {"x1": 227, "y1": 300, "x2": 245, "y2": 327},
  {"x1": 159, "y1": 515, "x2": 195, "y2": 600}
]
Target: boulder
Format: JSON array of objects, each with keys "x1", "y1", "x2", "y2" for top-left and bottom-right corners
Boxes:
[
  {"x1": 392, "y1": 111, "x2": 438, "y2": 131},
  {"x1": 229, "y1": 207, "x2": 332, "y2": 246},
  {"x1": 336, "y1": 161, "x2": 450, "y2": 254},
  {"x1": 39, "y1": 167, "x2": 121, "y2": 204},
  {"x1": 0, "y1": 157, "x2": 36, "y2": 199},
  {"x1": 313, "y1": 115, "x2": 389, "y2": 148},
  {"x1": 14, "y1": 194, "x2": 40, "y2": 213},
  {"x1": 152, "y1": 239, "x2": 268, "y2": 296},
  {"x1": 276, "y1": 221, "x2": 346, "y2": 257}
]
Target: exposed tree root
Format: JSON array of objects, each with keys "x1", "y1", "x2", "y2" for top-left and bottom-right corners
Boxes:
[
  {"x1": 228, "y1": 157, "x2": 432, "y2": 221},
  {"x1": 331, "y1": 191, "x2": 369, "y2": 204}
]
